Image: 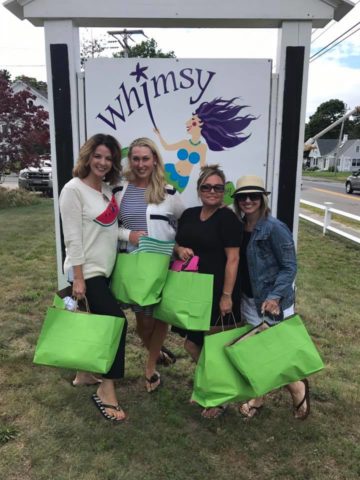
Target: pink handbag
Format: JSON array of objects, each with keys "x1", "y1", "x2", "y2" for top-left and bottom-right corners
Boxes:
[{"x1": 171, "y1": 256, "x2": 199, "y2": 272}]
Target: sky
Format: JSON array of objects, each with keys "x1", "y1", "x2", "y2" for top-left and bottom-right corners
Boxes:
[{"x1": 1, "y1": 1, "x2": 360, "y2": 120}]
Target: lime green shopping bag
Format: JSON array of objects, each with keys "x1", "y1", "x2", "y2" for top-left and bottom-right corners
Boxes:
[
  {"x1": 52, "y1": 286, "x2": 72, "y2": 309},
  {"x1": 153, "y1": 270, "x2": 213, "y2": 330},
  {"x1": 224, "y1": 314, "x2": 324, "y2": 397},
  {"x1": 33, "y1": 306, "x2": 125, "y2": 374},
  {"x1": 191, "y1": 325, "x2": 256, "y2": 408},
  {"x1": 110, "y1": 252, "x2": 170, "y2": 306}
]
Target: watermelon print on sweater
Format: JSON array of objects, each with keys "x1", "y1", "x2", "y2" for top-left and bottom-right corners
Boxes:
[{"x1": 94, "y1": 195, "x2": 119, "y2": 226}]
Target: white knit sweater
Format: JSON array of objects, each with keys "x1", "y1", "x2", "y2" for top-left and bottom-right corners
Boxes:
[{"x1": 60, "y1": 177, "x2": 119, "y2": 280}]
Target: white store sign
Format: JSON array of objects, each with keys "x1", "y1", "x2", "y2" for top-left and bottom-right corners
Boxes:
[{"x1": 85, "y1": 58, "x2": 272, "y2": 206}]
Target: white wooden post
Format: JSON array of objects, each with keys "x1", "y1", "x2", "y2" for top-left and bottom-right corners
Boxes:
[
  {"x1": 323, "y1": 201, "x2": 334, "y2": 235},
  {"x1": 44, "y1": 20, "x2": 81, "y2": 287}
]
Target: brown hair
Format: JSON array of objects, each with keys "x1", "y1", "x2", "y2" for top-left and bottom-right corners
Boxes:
[
  {"x1": 196, "y1": 164, "x2": 226, "y2": 191},
  {"x1": 233, "y1": 192, "x2": 270, "y2": 221},
  {"x1": 73, "y1": 133, "x2": 122, "y2": 185},
  {"x1": 125, "y1": 137, "x2": 166, "y2": 204}
]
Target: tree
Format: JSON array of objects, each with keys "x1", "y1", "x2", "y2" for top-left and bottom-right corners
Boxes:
[
  {"x1": 15, "y1": 75, "x2": 47, "y2": 96},
  {"x1": 113, "y1": 38, "x2": 175, "y2": 58},
  {"x1": 305, "y1": 99, "x2": 348, "y2": 140},
  {"x1": 80, "y1": 36, "x2": 108, "y2": 69},
  {"x1": 0, "y1": 70, "x2": 50, "y2": 171}
]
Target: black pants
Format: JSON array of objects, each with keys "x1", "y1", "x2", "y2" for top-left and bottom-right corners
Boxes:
[{"x1": 85, "y1": 276, "x2": 127, "y2": 379}]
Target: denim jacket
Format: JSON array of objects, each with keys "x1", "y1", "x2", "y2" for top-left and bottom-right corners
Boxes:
[{"x1": 246, "y1": 214, "x2": 297, "y2": 317}]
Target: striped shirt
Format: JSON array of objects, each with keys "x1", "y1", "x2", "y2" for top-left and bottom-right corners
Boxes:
[{"x1": 119, "y1": 183, "x2": 148, "y2": 233}]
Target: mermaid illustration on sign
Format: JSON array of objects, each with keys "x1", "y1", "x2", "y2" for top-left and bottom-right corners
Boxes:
[{"x1": 154, "y1": 97, "x2": 257, "y2": 192}]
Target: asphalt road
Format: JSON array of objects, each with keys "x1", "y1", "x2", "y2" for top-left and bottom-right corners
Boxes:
[
  {"x1": 301, "y1": 178, "x2": 360, "y2": 217},
  {"x1": 1, "y1": 172, "x2": 18, "y2": 189}
]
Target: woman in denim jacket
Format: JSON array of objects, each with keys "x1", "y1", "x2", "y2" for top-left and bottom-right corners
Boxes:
[{"x1": 233, "y1": 175, "x2": 310, "y2": 421}]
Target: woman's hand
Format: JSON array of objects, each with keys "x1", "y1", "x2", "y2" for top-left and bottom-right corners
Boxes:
[
  {"x1": 176, "y1": 246, "x2": 195, "y2": 261},
  {"x1": 72, "y1": 278, "x2": 86, "y2": 300},
  {"x1": 220, "y1": 294, "x2": 233, "y2": 317},
  {"x1": 261, "y1": 299, "x2": 280, "y2": 316},
  {"x1": 129, "y1": 230, "x2": 147, "y2": 246}
]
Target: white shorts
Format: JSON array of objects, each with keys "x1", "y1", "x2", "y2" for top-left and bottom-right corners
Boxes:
[{"x1": 241, "y1": 293, "x2": 294, "y2": 326}]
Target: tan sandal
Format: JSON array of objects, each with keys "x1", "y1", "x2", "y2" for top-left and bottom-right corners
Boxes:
[
  {"x1": 239, "y1": 402, "x2": 263, "y2": 419},
  {"x1": 201, "y1": 405, "x2": 227, "y2": 419}
]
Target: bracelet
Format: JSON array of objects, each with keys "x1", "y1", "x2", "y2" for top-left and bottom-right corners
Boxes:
[{"x1": 222, "y1": 291, "x2": 232, "y2": 296}]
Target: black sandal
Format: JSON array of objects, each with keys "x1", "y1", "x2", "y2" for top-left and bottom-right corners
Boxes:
[
  {"x1": 91, "y1": 394, "x2": 126, "y2": 422},
  {"x1": 156, "y1": 346, "x2": 177, "y2": 366},
  {"x1": 294, "y1": 379, "x2": 310, "y2": 420},
  {"x1": 145, "y1": 372, "x2": 161, "y2": 393}
]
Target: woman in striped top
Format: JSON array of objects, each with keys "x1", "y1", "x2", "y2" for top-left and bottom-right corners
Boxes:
[{"x1": 117, "y1": 137, "x2": 185, "y2": 392}]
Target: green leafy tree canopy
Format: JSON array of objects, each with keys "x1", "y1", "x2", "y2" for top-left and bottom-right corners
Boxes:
[
  {"x1": 305, "y1": 99, "x2": 347, "y2": 140},
  {"x1": 113, "y1": 38, "x2": 175, "y2": 58}
]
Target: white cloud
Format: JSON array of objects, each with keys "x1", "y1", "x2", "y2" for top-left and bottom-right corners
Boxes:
[
  {"x1": 1, "y1": 2, "x2": 359, "y2": 123},
  {"x1": 307, "y1": 57, "x2": 360, "y2": 117}
]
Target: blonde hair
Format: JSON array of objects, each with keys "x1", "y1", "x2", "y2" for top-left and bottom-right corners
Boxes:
[
  {"x1": 73, "y1": 133, "x2": 122, "y2": 185},
  {"x1": 196, "y1": 164, "x2": 226, "y2": 190},
  {"x1": 125, "y1": 137, "x2": 166, "y2": 204}
]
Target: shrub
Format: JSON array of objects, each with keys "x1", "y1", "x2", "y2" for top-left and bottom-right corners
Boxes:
[{"x1": 0, "y1": 187, "x2": 42, "y2": 209}]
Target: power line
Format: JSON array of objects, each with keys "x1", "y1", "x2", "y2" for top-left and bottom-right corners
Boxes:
[
  {"x1": 310, "y1": 20, "x2": 360, "y2": 62},
  {"x1": 311, "y1": 21, "x2": 336, "y2": 44},
  {"x1": 311, "y1": 1, "x2": 360, "y2": 45}
]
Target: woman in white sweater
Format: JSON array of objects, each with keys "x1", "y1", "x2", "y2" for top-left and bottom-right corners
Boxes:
[
  {"x1": 115, "y1": 137, "x2": 185, "y2": 392},
  {"x1": 59, "y1": 133, "x2": 127, "y2": 422}
]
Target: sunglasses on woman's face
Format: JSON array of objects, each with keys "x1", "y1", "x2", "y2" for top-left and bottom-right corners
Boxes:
[
  {"x1": 236, "y1": 193, "x2": 262, "y2": 202},
  {"x1": 199, "y1": 183, "x2": 225, "y2": 193}
]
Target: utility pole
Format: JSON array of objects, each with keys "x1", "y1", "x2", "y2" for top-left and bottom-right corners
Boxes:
[{"x1": 107, "y1": 29, "x2": 147, "y2": 57}]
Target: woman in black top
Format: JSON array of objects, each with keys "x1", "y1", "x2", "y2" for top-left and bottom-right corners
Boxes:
[{"x1": 174, "y1": 165, "x2": 242, "y2": 418}]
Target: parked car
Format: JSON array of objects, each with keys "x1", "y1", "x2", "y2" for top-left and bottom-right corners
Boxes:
[
  {"x1": 345, "y1": 169, "x2": 360, "y2": 194},
  {"x1": 18, "y1": 160, "x2": 53, "y2": 196}
]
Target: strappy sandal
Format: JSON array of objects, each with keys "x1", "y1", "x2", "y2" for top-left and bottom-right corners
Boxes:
[
  {"x1": 91, "y1": 394, "x2": 126, "y2": 422},
  {"x1": 201, "y1": 405, "x2": 227, "y2": 419},
  {"x1": 239, "y1": 402, "x2": 263, "y2": 419},
  {"x1": 145, "y1": 372, "x2": 161, "y2": 393},
  {"x1": 293, "y1": 379, "x2": 310, "y2": 420},
  {"x1": 156, "y1": 346, "x2": 177, "y2": 366}
]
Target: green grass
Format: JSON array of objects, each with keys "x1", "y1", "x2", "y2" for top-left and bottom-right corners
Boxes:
[
  {"x1": 302, "y1": 170, "x2": 350, "y2": 182},
  {"x1": 0, "y1": 201, "x2": 359, "y2": 480}
]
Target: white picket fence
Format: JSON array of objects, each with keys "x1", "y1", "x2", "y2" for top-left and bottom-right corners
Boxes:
[{"x1": 299, "y1": 199, "x2": 360, "y2": 245}]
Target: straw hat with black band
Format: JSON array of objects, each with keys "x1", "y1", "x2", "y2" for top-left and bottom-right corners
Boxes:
[{"x1": 231, "y1": 175, "x2": 270, "y2": 197}]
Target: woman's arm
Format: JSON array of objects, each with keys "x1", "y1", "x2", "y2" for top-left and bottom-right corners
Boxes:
[
  {"x1": 118, "y1": 227, "x2": 147, "y2": 246},
  {"x1": 219, "y1": 247, "x2": 240, "y2": 316},
  {"x1": 199, "y1": 144, "x2": 208, "y2": 168},
  {"x1": 59, "y1": 185, "x2": 86, "y2": 299},
  {"x1": 174, "y1": 243, "x2": 194, "y2": 261},
  {"x1": 72, "y1": 265, "x2": 86, "y2": 299},
  {"x1": 153, "y1": 128, "x2": 186, "y2": 151},
  {"x1": 264, "y1": 221, "x2": 297, "y2": 309}
]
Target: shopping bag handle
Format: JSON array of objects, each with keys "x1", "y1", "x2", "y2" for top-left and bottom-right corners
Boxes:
[
  {"x1": 214, "y1": 312, "x2": 238, "y2": 331},
  {"x1": 73, "y1": 296, "x2": 90, "y2": 313}
]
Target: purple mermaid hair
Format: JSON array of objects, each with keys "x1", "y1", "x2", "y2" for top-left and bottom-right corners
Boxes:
[{"x1": 194, "y1": 97, "x2": 257, "y2": 151}]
